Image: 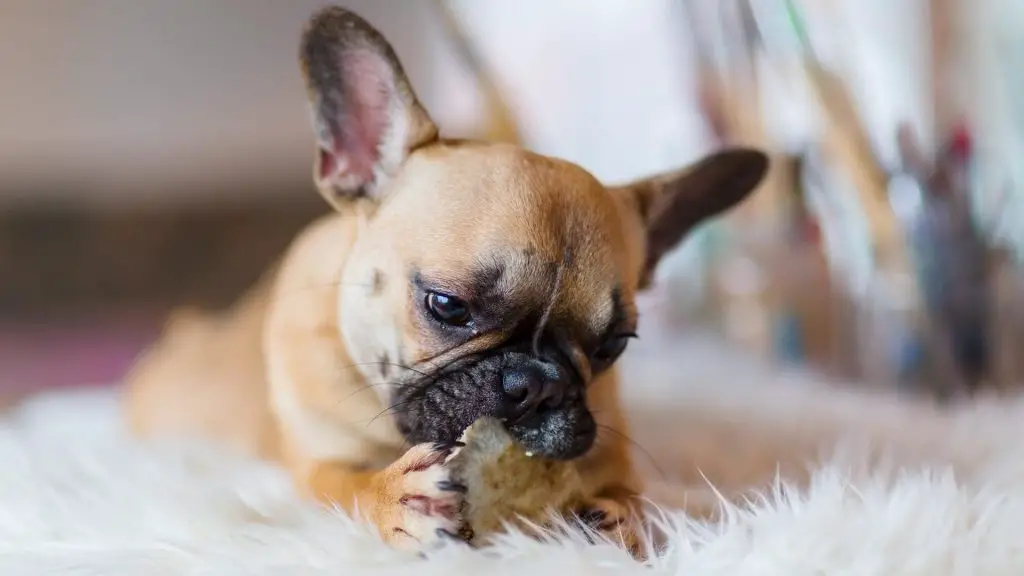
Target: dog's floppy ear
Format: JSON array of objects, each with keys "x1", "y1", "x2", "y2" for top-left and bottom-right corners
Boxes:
[
  {"x1": 299, "y1": 7, "x2": 439, "y2": 207},
  {"x1": 613, "y1": 148, "x2": 769, "y2": 287}
]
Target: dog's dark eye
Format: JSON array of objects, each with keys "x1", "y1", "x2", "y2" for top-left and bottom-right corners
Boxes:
[
  {"x1": 591, "y1": 332, "x2": 637, "y2": 370},
  {"x1": 425, "y1": 292, "x2": 472, "y2": 326}
]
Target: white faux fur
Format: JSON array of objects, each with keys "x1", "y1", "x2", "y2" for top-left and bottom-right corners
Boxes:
[{"x1": 5, "y1": 335, "x2": 1024, "y2": 575}]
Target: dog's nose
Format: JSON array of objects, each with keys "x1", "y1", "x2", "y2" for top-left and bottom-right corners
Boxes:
[{"x1": 502, "y1": 361, "x2": 567, "y2": 419}]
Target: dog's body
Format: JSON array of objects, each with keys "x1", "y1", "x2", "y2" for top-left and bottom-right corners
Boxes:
[{"x1": 125, "y1": 7, "x2": 768, "y2": 551}]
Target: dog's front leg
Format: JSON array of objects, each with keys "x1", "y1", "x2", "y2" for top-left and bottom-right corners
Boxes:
[
  {"x1": 299, "y1": 443, "x2": 469, "y2": 552},
  {"x1": 570, "y1": 372, "x2": 647, "y2": 554},
  {"x1": 574, "y1": 478, "x2": 646, "y2": 555},
  {"x1": 264, "y1": 276, "x2": 468, "y2": 550}
]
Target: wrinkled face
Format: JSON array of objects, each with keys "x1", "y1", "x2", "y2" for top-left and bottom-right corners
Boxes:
[
  {"x1": 339, "y1": 143, "x2": 647, "y2": 460},
  {"x1": 297, "y1": 7, "x2": 769, "y2": 461}
]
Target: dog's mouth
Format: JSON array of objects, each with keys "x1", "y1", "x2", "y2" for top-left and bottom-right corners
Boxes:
[
  {"x1": 505, "y1": 409, "x2": 597, "y2": 460},
  {"x1": 390, "y1": 355, "x2": 597, "y2": 460}
]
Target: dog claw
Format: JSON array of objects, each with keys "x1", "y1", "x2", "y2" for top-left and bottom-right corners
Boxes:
[
  {"x1": 432, "y1": 440, "x2": 465, "y2": 456},
  {"x1": 435, "y1": 528, "x2": 466, "y2": 542},
  {"x1": 437, "y1": 480, "x2": 467, "y2": 494},
  {"x1": 578, "y1": 508, "x2": 607, "y2": 527},
  {"x1": 399, "y1": 494, "x2": 430, "y2": 514}
]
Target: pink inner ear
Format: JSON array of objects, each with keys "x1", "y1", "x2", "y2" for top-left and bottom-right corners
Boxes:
[
  {"x1": 324, "y1": 49, "x2": 394, "y2": 187},
  {"x1": 317, "y1": 147, "x2": 339, "y2": 183}
]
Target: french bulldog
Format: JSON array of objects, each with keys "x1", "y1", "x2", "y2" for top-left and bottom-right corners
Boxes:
[{"x1": 125, "y1": 6, "x2": 769, "y2": 552}]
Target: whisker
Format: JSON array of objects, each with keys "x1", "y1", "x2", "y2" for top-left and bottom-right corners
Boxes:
[
  {"x1": 365, "y1": 394, "x2": 426, "y2": 428},
  {"x1": 357, "y1": 361, "x2": 433, "y2": 380},
  {"x1": 357, "y1": 352, "x2": 476, "y2": 432},
  {"x1": 333, "y1": 362, "x2": 435, "y2": 404},
  {"x1": 335, "y1": 361, "x2": 432, "y2": 380},
  {"x1": 596, "y1": 424, "x2": 668, "y2": 481},
  {"x1": 414, "y1": 345, "x2": 475, "y2": 368},
  {"x1": 339, "y1": 382, "x2": 394, "y2": 402}
]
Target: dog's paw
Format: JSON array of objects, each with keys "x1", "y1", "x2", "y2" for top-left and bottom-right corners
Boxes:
[
  {"x1": 375, "y1": 442, "x2": 471, "y2": 551},
  {"x1": 574, "y1": 497, "x2": 643, "y2": 553}
]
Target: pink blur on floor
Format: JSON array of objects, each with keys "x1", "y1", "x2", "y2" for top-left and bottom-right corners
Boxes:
[{"x1": 0, "y1": 314, "x2": 159, "y2": 396}]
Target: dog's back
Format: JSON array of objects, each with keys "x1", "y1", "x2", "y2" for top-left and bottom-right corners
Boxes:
[{"x1": 124, "y1": 265, "x2": 282, "y2": 460}]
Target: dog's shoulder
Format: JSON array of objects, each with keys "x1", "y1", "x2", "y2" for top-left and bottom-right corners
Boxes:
[
  {"x1": 266, "y1": 210, "x2": 359, "y2": 327},
  {"x1": 274, "y1": 211, "x2": 362, "y2": 301},
  {"x1": 123, "y1": 211, "x2": 358, "y2": 459}
]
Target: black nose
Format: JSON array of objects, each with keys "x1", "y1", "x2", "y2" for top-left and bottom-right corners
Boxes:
[{"x1": 502, "y1": 361, "x2": 567, "y2": 420}]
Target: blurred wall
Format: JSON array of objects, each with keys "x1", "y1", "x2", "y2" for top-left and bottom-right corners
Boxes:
[
  {"x1": 0, "y1": 1, "x2": 489, "y2": 319},
  {"x1": 1, "y1": 0, "x2": 1016, "y2": 283},
  {"x1": 0, "y1": 0, "x2": 948, "y2": 208},
  {"x1": 0, "y1": 0, "x2": 484, "y2": 208},
  {"x1": 967, "y1": 0, "x2": 1024, "y2": 251},
  {"x1": 449, "y1": 0, "x2": 933, "y2": 293}
]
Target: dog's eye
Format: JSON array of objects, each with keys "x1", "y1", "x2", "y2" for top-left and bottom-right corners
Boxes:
[
  {"x1": 425, "y1": 292, "x2": 472, "y2": 326},
  {"x1": 591, "y1": 332, "x2": 637, "y2": 370}
]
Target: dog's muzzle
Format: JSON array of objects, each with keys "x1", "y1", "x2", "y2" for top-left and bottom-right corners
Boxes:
[
  {"x1": 500, "y1": 358, "x2": 596, "y2": 460},
  {"x1": 392, "y1": 349, "x2": 597, "y2": 460}
]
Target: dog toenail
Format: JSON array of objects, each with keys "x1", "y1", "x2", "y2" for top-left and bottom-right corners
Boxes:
[
  {"x1": 437, "y1": 480, "x2": 467, "y2": 493},
  {"x1": 579, "y1": 509, "x2": 607, "y2": 526}
]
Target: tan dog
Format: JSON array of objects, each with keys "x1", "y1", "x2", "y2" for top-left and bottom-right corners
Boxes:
[{"x1": 125, "y1": 6, "x2": 768, "y2": 552}]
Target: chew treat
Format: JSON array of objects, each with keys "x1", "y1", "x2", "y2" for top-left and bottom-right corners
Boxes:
[{"x1": 447, "y1": 417, "x2": 585, "y2": 543}]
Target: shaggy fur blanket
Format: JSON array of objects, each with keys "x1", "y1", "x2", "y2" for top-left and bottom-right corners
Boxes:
[{"x1": 3, "y1": 334, "x2": 1024, "y2": 575}]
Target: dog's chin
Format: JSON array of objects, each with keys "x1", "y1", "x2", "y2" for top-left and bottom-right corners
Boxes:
[{"x1": 507, "y1": 409, "x2": 597, "y2": 461}]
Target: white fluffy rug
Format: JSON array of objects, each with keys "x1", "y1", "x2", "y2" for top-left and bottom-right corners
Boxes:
[{"x1": 5, "y1": 335, "x2": 1024, "y2": 575}]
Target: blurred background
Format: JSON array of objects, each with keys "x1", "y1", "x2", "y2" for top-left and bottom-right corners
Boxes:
[{"x1": 2, "y1": 0, "x2": 1023, "y2": 402}]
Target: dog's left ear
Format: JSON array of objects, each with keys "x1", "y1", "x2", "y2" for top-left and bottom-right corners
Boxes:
[
  {"x1": 299, "y1": 7, "x2": 439, "y2": 207},
  {"x1": 612, "y1": 148, "x2": 769, "y2": 287}
]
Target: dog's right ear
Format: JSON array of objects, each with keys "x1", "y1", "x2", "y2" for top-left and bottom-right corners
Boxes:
[
  {"x1": 612, "y1": 148, "x2": 769, "y2": 288},
  {"x1": 299, "y1": 7, "x2": 439, "y2": 208}
]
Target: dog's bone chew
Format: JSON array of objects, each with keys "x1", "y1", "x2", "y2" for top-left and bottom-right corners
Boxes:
[{"x1": 447, "y1": 417, "x2": 585, "y2": 543}]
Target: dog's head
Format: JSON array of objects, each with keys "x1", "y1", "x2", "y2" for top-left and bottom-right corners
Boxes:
[{"x1": 299, "y1": 7, "x2": 768, "y2": 460}]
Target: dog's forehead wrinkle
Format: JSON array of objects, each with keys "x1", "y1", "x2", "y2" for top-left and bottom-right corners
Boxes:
[
  {"x1": 464, "y1": 257, "x2": 506, "y2": 298},
  {"x1": 496, "y1": 247, "x2": 619, "y2": 337},
  {"x1": 531, "y1": 256, "x2": 569, "y2": 351}
]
